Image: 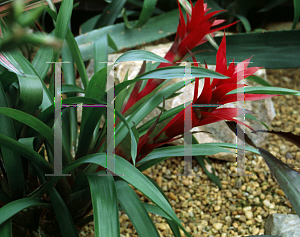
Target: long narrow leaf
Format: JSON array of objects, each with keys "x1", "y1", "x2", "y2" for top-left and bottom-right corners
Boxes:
[
  {"x1": 53, "y1": 0, "x2": 73, "y2": 60},
  {"x1": 0, "y1": 133, "x2": 53, "y2": 174},
  {"x1": 115, "y1": 179, "x2": 159, "y2": 237},
  {"x1": 94, "y1": 0, "x2": 126, "y2": 28},
  {"x1": 292, "y1": 0, "x2": 300, "y2": 29},
  {"x1": 6, "y1": 50, "x2": 53, "y2": 110},
  {"x1": 122, "y1": 0, "x2": 157, "y2": 29},
  {"x1": 115, "y1": 49, "x2": 170, "y2": 63},
  {"x1": 227, "y1": 86, "x2": 300, "y2": 95},
  {"x1": 76, "y1": 9, "x2": 180, "y2": 61},
  {"x1": 258, "y1": 148, "x2": 300, "y2": 218},
  {"x1": 28, "y1": 153, "x2": 192, "y2": 237},
  {"x1": 0, "y1": 108, "x2": 54, "y2": 148},
  {"x1": 0, "y1": 198, "x2": 51, "y2": 225},
  {"x1": 48, "y1": 187, "x2": 79, "y2": 237},
  {"x1": 0, "y1": 82, "x2": 25, "y2": 200},
  {"x1": 86, "y1": 173, "x2": 120, "y2": 237},
  {"x1": 190, "y1": 30, "x2": 300, "y2": 69},
  {"x1": 192, "y1": 135, "x2": 223, "y2": 189},
  {"x1": 45, "y1": 7, "x2": 89, "y2": 89}
]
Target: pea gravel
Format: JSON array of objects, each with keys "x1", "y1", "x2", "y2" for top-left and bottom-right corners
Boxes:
[{"x1": 80, "y1": 68, "x2": 300, "y2": 237}]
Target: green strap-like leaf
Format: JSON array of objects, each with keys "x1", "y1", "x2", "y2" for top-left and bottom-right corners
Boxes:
[
  {"x1": 292, "y1": 0, "x2": 300, "y2": 29},
  {"x1": 233, "y1": 14, "x2": 251, "y2": 32},
  {"x1": 0, "y1": 71, "x2": 18, "y2": 90},
  {"x1": 0, "y1": 219, "x2": 12, "y2": 237},
  {"x1": 0, "y1": 198, "x2": 51, "y2": 225},
  {"x1": 0, "y1": 132, "x2": 53, "y2": 174},
  {"x1": 0, "y1": 82, "x2": 25, "y2": 200},
  {"x1": 258, "y1": 147, "x2": 300, "y2": 218},
  {"x1": 53, "y1": 0, "x2": 73, "y2": 60},
  {"x1": 246, "y1": 75, "x2": 273, "y2": 87},
  {"x1": 94, "y1": 35, "x2": 108, "y2": 73},
  {"x1": 144, "y1": 175, "x2": 181, "y2": 237},
  {"x1": 6, "y1": 50, "x2": 53, "y2": 111},
  {"x1": 122, "y1": 0, "x2": 157, "y2": 29},
  {"x1": 134, "y1": 66, "x2": 228, "y2": 80},
  {"x1": 191, "y1": 30, "x2": 300, "y2": 69},
  {"x1": 136, "y1": 143, "x2": 260, "y2": 171},
  {"x1": 48, "y1": 187, "x2": 79, "y2": 237},
  {"x1": 227, "y1": 86, "x2": 300, "y2": 95},
  {"x1": 0, "y1": 108, "x2": 54, "y2": 148},
  {"x1": 76, "y1": 9, "x2": 180, "y2": 61},
  {"x1": 62, "y1": 39, "x2": 78, "y2": 158},
  {"x1": 137, "y1": 144, "x2": 232, "y2": 166},
  {"x1": 28, "y1": 153, "x2": 192, "y2": 237},
  {"x1": 94, "y1": 0, "x2": 127, "y2": 28},
  {"x1": 115, "y1": 178, "x2": 159, "y2": 237},
  {"x1": 16, "y1": 74, "x2": 43, "y2": 115},
  {"x1": 86, "y1": 173, "x2": 120, "y2": 237},
  {"x1": 45, "y1": 7, "x2": 89, "y2": 90},
  {"x1": 115, "y1": 49, "x2": 170, "y2": 63},
  {"x1": 192, "y1": 135, "x2": 222, "y2": 189},
  {"x1": 137, "y1": 104, "x2": 184, "y2": 135},
  {"x1": 61, "y1": 84, "x2": 85, "y2": 94}
]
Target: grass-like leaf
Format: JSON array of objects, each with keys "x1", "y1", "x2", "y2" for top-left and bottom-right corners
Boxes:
[
  {"x1": 0, "y1": 198, "x2": 51, "y2": 225},
  {"x1": 116, "y1": 49, "x2": 171, "y2": 63},
  {"x1": 87, "y1": 173, "x2": 120, "y2": 237},
  {"x1": 227, "y1": 86, "x2": 300, "y2": 95},
  {"x1": 115, "y1": 178, "x2": 159, "y2": 237},
  {"x1": 191, "y1": 30, "x2": 300, "y2": 69},
  {"x1": 0, "y1": 108, "x2": 54, "y2": 148},
  {"x1": 258, "y1": 147, "x2": 300, "y2": 218}
]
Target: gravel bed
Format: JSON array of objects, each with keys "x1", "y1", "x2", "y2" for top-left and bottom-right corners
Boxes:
[{"x1": 80, "y1": 68, "x2": 300, "y2": 237}]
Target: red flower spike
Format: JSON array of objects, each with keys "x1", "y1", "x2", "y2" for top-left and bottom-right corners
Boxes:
[
  {"x1": 216, "y1": 32, "x2": 227, "y2": 75},
  {"x1": 134, "y1": 33, "x2": 279, "y2": 163},
  {"x1": 122, "y1": 0, "x2": 236, "y2": 114}
]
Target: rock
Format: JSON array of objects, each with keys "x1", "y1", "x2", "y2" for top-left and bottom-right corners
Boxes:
[
  {"x1": 276, "y1": 189, "x2": 286, "y2": 196},
  {"x1": 245, "y1": 211, "x2": 253, "y2": 220},
  {"x1": 157, "y1": 223, "x2": 168, "y2": 231},
  {"x1": 156, "y1": 176, "x2": 162, "y2": 187},
  {"x1": 263, "y1": 199, "x2": 271, "y2": 208},
  {"x1": 181, "y1": 179, "x2": 190, "y2": 186},
  {"x1": 265, "y1": 214, "x2": 300, "y2": 237},
  {"x1": 252, "y1": 227, "x2": 260, "y2": 235},
  {"x1": 239, "y1": 215, "x2": 246, "y2": 223},
  {"x1": 168, "y1": 192, "x2": 177, "y2": 201},
  {"x1": 212, "y1": 223, "x2": 223, "y2": 231},
  {"x1": 81, "y1": 41, "x2": 276, "y2": 162}
]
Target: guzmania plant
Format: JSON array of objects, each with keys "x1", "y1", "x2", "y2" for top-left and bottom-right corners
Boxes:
[{"x1": 0, "y1": 0, "x2": 300, "y2": 237}]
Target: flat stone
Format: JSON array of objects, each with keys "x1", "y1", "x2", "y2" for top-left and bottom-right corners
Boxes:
[
  {"x1": 265, "y1": 214, "x2": 300, "y2": 237},
  {"x1": 212, "y1": 223, "x2": 223, "y2": 231}
]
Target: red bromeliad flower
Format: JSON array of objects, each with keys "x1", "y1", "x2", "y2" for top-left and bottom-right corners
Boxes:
[
  {"x1": 121, "y1": 0, "x2": 237, "y2": 114},
  {"x1": 132, "y1": 34, "x2": 276, "y2": 163}
]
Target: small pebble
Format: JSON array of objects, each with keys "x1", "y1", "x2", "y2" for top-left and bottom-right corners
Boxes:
[
  {"x1": 156, "y1": 176, "x2": 162, "y2": 187},
  {"x1": 263, "y1": 199, "x2": 271, "y2": 207},
  {"x1": 212, "y1": 223, "x2": 223, "y2": 231},
  {"x1": 275, "y1": 189, "x2": 285, "y2": 196},
  {"x1": 182, "y1": 179, "x2": 190, "y2": 186},
  {"x1": 245, "y1": 211, "x2": 253, "y2": 220},
  {"x1": 169, "y1": 192, "x2": 177, "y2": 201}
]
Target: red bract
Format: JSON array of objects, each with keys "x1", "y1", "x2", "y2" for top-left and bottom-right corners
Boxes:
[
  {"x1": 134, "y1": 34, "x2": 276, "y2": 162},
  {"x1": 122, "y1": 0, "x2": 237, "y2": 114}
]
